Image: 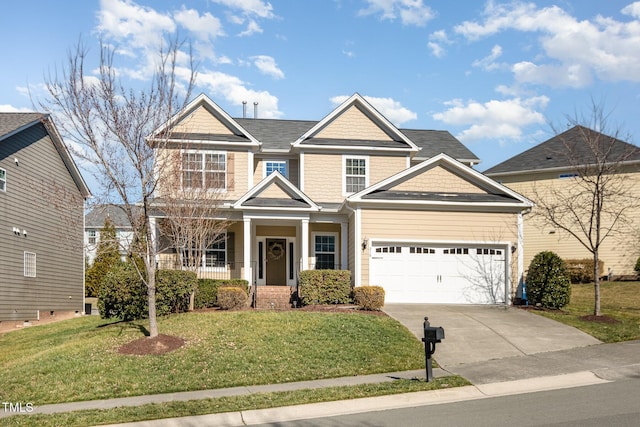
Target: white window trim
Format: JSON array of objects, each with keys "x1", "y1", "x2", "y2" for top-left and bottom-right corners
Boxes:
[
  {"x1": 342, "y1": 155, "x2": 369, "y2": 196},
  {"x1": 181, "y1": 232, "x2": 228, "y2": 272},
  {"x1": 263, "y1": 159, "x2": 289, "y2": 179},
  {"x1": 311, "y1": 232, "x2": 339, "y2": 269},
  {"x1": 24, "y1": 252, "x2": 36, "y2": 277},
  {"x1": 180, "y1": 149, "x2": 227, "y2": 192},
  {"x1": 0, "y1": 167, "x2": 6, "y2": 192}
]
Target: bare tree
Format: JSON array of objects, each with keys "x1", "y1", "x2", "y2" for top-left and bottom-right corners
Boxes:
[
  {"x1": 154, "y1": 148, "x2": 232, "y2": 309},
  {"x1": 532, "y1": 102, "x2": 640, "y2": 316},
  {"x1": 38, "y1": 38, "x2": 195, "y2": 337}
]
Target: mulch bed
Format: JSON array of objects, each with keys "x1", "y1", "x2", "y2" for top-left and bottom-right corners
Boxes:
[
  {"x1": 118, "y1": 334, "x2": 185, "y2": 356},
  {"x1": 118, "y1": 305, "x2": 385, "y2": 355},
  {"x1": 579, "y1": 314, "x2": 620, "y2": 324}
]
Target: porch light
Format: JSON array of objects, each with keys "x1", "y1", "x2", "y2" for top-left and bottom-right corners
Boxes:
[{"x1": 362, "y1": 238, "x2": 368, "y2": 250}]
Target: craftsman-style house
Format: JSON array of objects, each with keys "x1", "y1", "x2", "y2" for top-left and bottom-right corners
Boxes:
[{"x1": 149, "y1": 94, "x2": 532, "y2": 307}]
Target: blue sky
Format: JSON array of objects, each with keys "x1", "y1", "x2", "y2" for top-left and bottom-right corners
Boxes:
[{"x1": 2, "y1": 0, "x2": 640, "y2": 172}]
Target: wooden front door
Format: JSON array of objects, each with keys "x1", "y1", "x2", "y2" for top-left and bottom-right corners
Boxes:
[{"x1": 266, "y1": 238, "x2": 287, "y2": 285}]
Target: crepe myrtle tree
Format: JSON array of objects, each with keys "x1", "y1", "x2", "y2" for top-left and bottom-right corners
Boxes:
[
  {"x1": 532, "y1": 102, "x2": 640, "y2": 316},
  {"x1": 39, "y1": 38, "x2": 196, "y2": 337}
]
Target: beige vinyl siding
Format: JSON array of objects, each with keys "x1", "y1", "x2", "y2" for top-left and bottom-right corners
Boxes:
[
  {"x1": 0, "y1": 123, "x2": 85, "y2": 321},
  {"x1": 172, "y1": 106, "x2": 234, "y2": 135},
  {"x1": 303, "y1": 153, "x2": 408, "y2": 202},
  {"x1": 316, "y1": 105, "x2": 393, "y2": 141},
  {"x1": 156, "y1": 148, "x2": 250, "y2": 199},
  {"x1": 256, "y1": 225, "x2": 296, "y2": 237},
  {"x1": 257, "y1": 182, "x2": 292, "y2": 199},
  {"x1": 391, "y1": 165, "x2": 486, "y2": 193},
  {"x1": 359, "y1": 209, "x2": 519, "y2": 293},
  {"x1": 500, "y1": 172, "x2": 640, "y2": 275},
  {"x1": 253, "y1": 158, "x2": 300, "y2": 188},
  {"x1": 369, "y1": 155, "x2": 408, "y2": 186},
  {"x1": 303, "y1": 153, "x2": 343, "y2": 202}
]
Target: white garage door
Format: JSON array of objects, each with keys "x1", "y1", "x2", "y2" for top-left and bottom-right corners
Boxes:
[{"x1": 370, "y1": 243, "x2": 507, "y2": 304}]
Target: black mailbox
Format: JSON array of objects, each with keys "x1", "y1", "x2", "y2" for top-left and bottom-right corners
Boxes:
[
  {"x1": 424, "y1": 325, "x2": 445, "y2": 342},
  {"x1": 422, "y1": 317, "x2": 445, "y2": 382}
]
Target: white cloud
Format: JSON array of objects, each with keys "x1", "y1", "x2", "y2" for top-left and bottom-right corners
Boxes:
[
  {"x1": 0, "y1": 104, "x2": 34, "y2": 112},
  {"x1": 251, "y1": 55, "x2": 285, "y2": 79},
  {"x1": 238, "y1": 20, "x2": 263, "y2": 37},
  {"x1": 174, "y1": 8, "x2": 224, "y2": 41},
  {"x1": 358, "y1": 0, "x2": 435, "y2": 27},
  {"x1": 330, "y1": 95, "x2": 417, "y2": 126},
  {"x1": 472, "y1": 44, "x2": 503, "y2": 71},
  {"x1": 622, "y1": 2, "x2": 640, "y2": 18},
  {"x1": 428, "y1": 30, "x2": 451, "y2": 57},
  {"x1": 453, "y1": 2, "x2": 640, "y2": 87},
  {"x1": 432, "y1": 96, "x2": 549, "y2": 142},
  {"x1": 97, "y1": 0, "x2": 176, "y2": 50},
  {"x1": 212, "y1": 0, "x2": 275, "y2": 19},
  {"x1": 196, "y1": 70, "x2": 283, "y2": 119}
]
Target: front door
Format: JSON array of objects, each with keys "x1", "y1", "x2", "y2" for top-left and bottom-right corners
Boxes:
[{"x1": 266, "y1": 238, "x2": 287, "y2": 285}]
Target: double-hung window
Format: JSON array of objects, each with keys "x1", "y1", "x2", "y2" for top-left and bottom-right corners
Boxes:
[
  {"x1": 344, "y1": 156, "x2": 368, "y2": 194},
  {"x1": 182, "y1": 151, "x2": 226, "y2": 190},
  {"x1": 0, "y1": 167, "x2": 6, "y2": 192},
  {"x1": 181, "y1": 234, "x2": 227, "y2": 269},
  {"x1": 264, "y1": 160, "x2": 288, "y2": 178},
  {"x1": 313, "y1": 233, "x2": 337, "y2": 269},
  {"x1": 24, "y1": 252, "x2": 36, "y2": 277}
]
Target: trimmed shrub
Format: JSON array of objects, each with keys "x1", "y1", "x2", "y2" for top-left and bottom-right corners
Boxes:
[
  {"x1": 217, "y1": 287, "x2": 248, "y2": 310},
  {"x1": 85, "y1": 218, "x2": 121, "y2": 297},
  {"x1": 564, "y1": 258, "x2": 605, "y2": 283},
  {"x1": 194, "y1": 279, "x2": 249, "y2": 309},
  {"x1": 526, "y1": 251, "x2": 571, "y2": 309},
  {"x1": 635, "y1": 256, "x2": 640, "y2": 274},
  {"x1": 156, "y1": 270, "x2": 197, "y2": 314},
  {"x1": 98, "y1": 263, "x2": 147, "y2": 320},
  {"x1": 353, "y1": 286, "x2": 385, "y2": 310},
  {"x1": 299, "y1": 270, "x2": 352, "y2": 305},
  {"x1": 99, "y1": 265, "x2": 198, "y2": 320}
]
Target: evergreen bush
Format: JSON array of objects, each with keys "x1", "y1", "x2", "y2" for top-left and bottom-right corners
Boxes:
[
  {"x1": 85, "y1": 218, "x2": 121, "y2": 297},
  {"x1": 526, "y1": 251, "x2": 571, "y2": 309},
  {"x1": 353, "y1": 286, "x2": 385, "y2": 310},
  {"x1": 217, "y1": 287, "x2": 247, "y2": 310},
  {"x1": 194, "y1": 279, "x2": 249, "y2": 309},
  {"x1": 299, "y1": 270, "x2": 352, "y2": 305}
]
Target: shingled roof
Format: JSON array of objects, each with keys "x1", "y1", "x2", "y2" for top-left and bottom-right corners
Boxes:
[
  {"x1": 485, "y1": 125, "x2": 640, "y2": 175},
  {"x1": 234, "y1": 117, "x2": 479, "y2": 162}
]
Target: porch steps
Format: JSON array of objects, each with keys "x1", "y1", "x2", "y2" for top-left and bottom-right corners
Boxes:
[{"x1": 254, "y1": 286, "x2": 294, "y2": 310}]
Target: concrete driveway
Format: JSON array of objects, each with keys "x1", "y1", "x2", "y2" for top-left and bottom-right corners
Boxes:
[{"x1": 383, "y1": 304, "x2": 601, "y2": 369}]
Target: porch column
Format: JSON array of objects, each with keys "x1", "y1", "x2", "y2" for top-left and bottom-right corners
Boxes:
[
  {"x1": 149, "y1": 216, "x2": 158, "y2": 268},
  {"x1": 243, "y1": 218, "x2": 252, "y2": 283},
  {"x1": 301, "y1": 218, "x2": 309, "y2": 271},
  {"x1": 340, "y1": 222, "x2": 348, "y2": 270}
]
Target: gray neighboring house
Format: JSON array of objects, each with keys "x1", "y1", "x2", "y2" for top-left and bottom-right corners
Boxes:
[
  {"x1": 84, "y1": 204, "x2": 135, "y2": 264},
  {"x1": 0, "y1": 113, "x2": 90, "y2": 322}
]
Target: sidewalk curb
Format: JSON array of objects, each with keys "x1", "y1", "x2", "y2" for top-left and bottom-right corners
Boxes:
[{"x1": 99, "y1": 371, "x2": 610, "y2": 427}]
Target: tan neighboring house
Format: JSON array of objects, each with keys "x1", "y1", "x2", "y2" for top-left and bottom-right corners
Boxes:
[
  {"x1": 485, "y1": 125, "x2": 640, "y2": 278},
  {"x1": 149, "y1": 93, "x2": 532, "y2": 306},
  {"x1": 0, "y1": 113, "x2": 90, "y2": 322}
]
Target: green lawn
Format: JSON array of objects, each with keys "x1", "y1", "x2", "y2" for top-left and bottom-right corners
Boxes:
[
  {"x1": 530, "y1": 281, "x2": 640, "y2": 342},
  {"x1": 0, "y1": 310, "x2": 426, "y2": 405}
]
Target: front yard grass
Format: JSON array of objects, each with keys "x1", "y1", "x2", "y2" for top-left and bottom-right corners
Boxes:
[
  {"x1": 0, "y1": 310, "x2": 427, "y2": 405},
  {"x1": 8, "y1": 377, "x2": 470, "y2": 427},
  {"x1": 530, "y1": 281, "x2": 640, "y2": 342}
]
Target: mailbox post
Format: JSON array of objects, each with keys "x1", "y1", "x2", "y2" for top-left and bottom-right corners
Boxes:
[{"x1": 422, "y1": 316, "x2": 445, "y2": 382}]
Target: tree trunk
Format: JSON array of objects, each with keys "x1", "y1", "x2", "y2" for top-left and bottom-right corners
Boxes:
[
  {"x1": 147, "y1": 266, "x2": 158, "y2": 338},
  {"x1": 593, "y1": 252, "x2": 601, "y2": 316}
]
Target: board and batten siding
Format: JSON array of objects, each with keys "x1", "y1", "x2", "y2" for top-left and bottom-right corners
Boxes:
[
  {"x1": 499, "y1": 171, "x2": 640, "y2": 276},
  {"x1": 359, "y1": 209, "x2": 519, "y2": 295},
  {"x1": 0, "y1": 123, "x2": 85, "y2": 321}
]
